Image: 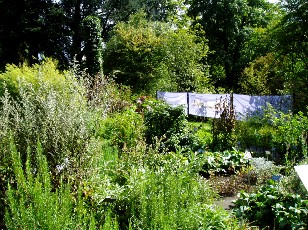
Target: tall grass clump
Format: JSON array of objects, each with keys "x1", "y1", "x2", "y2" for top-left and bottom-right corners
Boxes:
[
  {"x1": 125, "y1": 163, "x2": 233, "y2": 229},
  {"x1": 5, "y1": 140, "x2": 98, "y2": 229}
]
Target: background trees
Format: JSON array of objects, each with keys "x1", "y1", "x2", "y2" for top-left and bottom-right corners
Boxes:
[
  {"x1": 273, "y1": 0, "x2": 308, "y2": 111},
  {"x1": 0, "y1": 0, "x2": 307, "y2": 102},
  {"x1": 103, "y1": 12, "x2": 210, "y2": 94},
  {"x1": 187, "y1": 0, "x2": 276, "y2": 91}
]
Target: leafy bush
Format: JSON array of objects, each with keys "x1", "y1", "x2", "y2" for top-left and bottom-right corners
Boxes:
[
  {"x1": 0, "y1": 60, "x2": 101, "y2": 225},
  {"x1": 272, "y1": 111, "x2": 308, "y2": 163},
  {"x1": 237, "y1": 108, "x2": 308, "y2": 164},
  {"x1": 236, "y1": 118, "x2": 277, "y2": 153},
  {"x1": 97, "y1": 108, "x2": 145, "y2": 152},
  {"x1": 190, "y1": 121, "x2": 213, "y2": 148},
  {"x1": 234, "y1": 180, "x2": 308, "y2": 229},
  {"x1": 0, "y1": 67, "x2": 94, "y2": 170},
  {"x1": 144, "y1": 99, "x2": 200, "y2": 152},
  {"x1": 0, "y1": 59, "x2": 68, "y2": 99},
  {"x1": 239, "y1": 53, "x2": 284, "y2": 96}
]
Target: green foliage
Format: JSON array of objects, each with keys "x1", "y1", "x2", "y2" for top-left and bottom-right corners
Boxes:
[
  {"x1": 236, "y1": 108, "x2": 308, "y2": 164},
  {"x1": 87, "y1": 150, "x2": 241, "y2": 229},
  {"x1": 0, "y1": 60, "x2": 100, "y2": 225},
  {"x1": 234, "y1": 105, "x2": 308, "y2": 167},
  {"x1": 155, "y1": 27, "x2": 210, "y2": 93},
  {"x1": 122, "y1": 159, "x2": 237, "y2": 229},
  {"x1": 200, "y1": 148, "x2": 249, "y2": 177},
  {"x1": 235, "y1": 115, "x2": 277, "y2": 152},
  {"x1": 239, "y1": 53, "x2": 284, "y2": 95},
  {"x1": 211, "y1": 95, "x2": 237, "y2": 151},
  {"x1": 0, "y1": 60, "x2": 95, "y2": 169},
  {"x1": 143, "y1": 99, "x2": 199, "y2": 152},
  {"x1": 0, "y1": 59, "x2": 68, "y2": 99},
  {"x1": 272, "y1": 111, "x2": 308, "y2": 163},
  {"x1": 188, "y1": 0, "x2": 274, "y2": 90},
  {"x1": 103, "y1": 12, "x2": 165, "y2": 94},
  {"x1": 234, "y1": 181, "x2": 308, "y2": 229},
  {"x1": 97, "y1": 108, "x2": 145, "y2": 152},
  {"x1": 85, "y1": 74, "x2": 133, "y2": 115},
  {"x1": 5, "y1": 141, "x2": 97, "y2": 229},
  {"x1": 103, "y1": 12, "x2": 210, "y2": 95},
  {"x1": 82, "y1": 15, "x2": 103, "y2": 76},
  {"x1": 0, "y1": 60, "x2": 132, "y2": 228},
  {"x1": 272, "y1": 0, "x2": 308, "y2": 112},
  {"x1": 192, "y1": 121, "x2": 213, "y2": 148},
  {"x1": 279, "y1": 158, "x2": 308, "y2": 199}
]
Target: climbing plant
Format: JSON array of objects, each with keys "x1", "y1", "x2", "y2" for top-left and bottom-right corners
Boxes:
[{"x1": 82, "y1": 15, "x2": 103, "y2": 76}]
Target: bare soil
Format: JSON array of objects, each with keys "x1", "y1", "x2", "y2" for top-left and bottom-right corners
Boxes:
[{"x1": 208, "y1": 174, "x2": 257, "y2": 210}]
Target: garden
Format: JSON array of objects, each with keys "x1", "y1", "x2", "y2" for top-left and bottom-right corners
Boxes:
[{"x1": 0, "y1": 60, "x2": 307, "y2": 229}]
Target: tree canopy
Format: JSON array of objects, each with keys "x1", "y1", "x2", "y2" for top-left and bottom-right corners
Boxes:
[
  {"x1": 103, "y1": 12, "x2": 210, "y2": 94},
  {"x1": 0, "y1": 0, "x2": 307, "y2": 104},
  {"x1": 187, "y1": 0, "x2": 276, "y2": 91}
]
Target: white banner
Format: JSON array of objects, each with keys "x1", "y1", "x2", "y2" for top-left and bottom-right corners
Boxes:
[
  {"x1": 157, "y1": 92, "x2": 292, "y2": 119},
  {"x1": 233, "y1": 94, "x2": 292, "y2": 119},
  {"x1": 188, "y1": 93, "x2": 230, "y2": 118},
  {"x1": 156, "y1": 91, "x2": 188, "y2": 113}
]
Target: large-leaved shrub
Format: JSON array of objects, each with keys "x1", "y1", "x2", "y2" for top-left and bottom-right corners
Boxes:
[{"x1": 234, "y1": 180, "x2": 308, "y2": 229}]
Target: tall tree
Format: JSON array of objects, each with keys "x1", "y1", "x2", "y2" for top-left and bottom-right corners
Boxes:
[
  {"x1": 273, "y1": 0, "x2": 308, "y2": 111},
  {"x1": 0, "y1": 0, "x2": 186, "y2": 71},
  {"x1": 187, "y1": 0, "x2": 273, "y2": 91},
  {"x1": 82, "y1": 15, "x2": 103, "y2": 75},
  {"x1": 97, "y1": 0, "x2": 187, "y2": 40},
  {"x1": 0, "y1": 0, "x2": 42, "y2": 68},
  {"x1": 0, "y1": 0, "x2": 69, "y2": 69}
]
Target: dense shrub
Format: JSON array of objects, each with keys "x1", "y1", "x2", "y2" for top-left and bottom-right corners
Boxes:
[
  {"x1": 0, "y1": 63, "x2": 95, "y2": 170},
  {"x1": 192, "y1": 121, "x2": 213, "y2": 148},
  {"x1": 143, "y1": 99, "x2": 200, "y2": 152},
  {"x1": 236, "y1": 108, "x2": 308, "y2": 164},
  {"x1": 0, "y1": 59, "x2": 68, "y2": 99},
  {"x1": 0, "y1": 60, "x2": 102, "y2": 226},
  {"x1": 96, "y1": 108, "x2": 145, "y2": 152},
  {"x1": 235, "y1": 116, "x2": 277, "y2": 153},
  {"x1": 272, "y1": 111, "x2": 308, "y2": 163}
]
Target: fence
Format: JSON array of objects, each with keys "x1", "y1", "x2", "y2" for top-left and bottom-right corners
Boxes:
[{"x1": 156, "y1": 91, "x2": 292, "y2": 120}]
